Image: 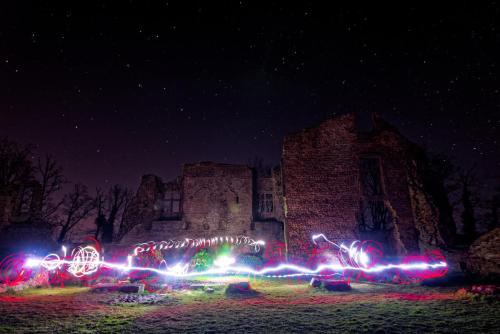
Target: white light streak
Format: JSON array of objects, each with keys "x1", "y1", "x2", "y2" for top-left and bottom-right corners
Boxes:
[
  {"x1": 133, "y1": 235, "x2": 265, "y2": 256},
  {"x1": 23, "y1": 234, "x2": 448, "y2": 280},
  {"x1": 213, "y1": 255, "x2": 236, "y2": 268}
]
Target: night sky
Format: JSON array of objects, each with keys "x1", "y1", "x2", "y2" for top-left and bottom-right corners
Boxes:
[{"x1": 1, "y1": 1, "x2": 499, "y2": 193}]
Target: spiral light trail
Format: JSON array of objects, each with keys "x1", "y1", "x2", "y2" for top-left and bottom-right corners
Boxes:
[
  {"x1": 22, "y1": 234, "x2": 448, "y2": 280},
  {"x1": 132, "y1": 235, "x2": 265, "y2": 256}
]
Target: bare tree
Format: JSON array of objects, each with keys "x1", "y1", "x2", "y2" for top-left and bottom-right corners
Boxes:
[
  {"x1": 35, "y1": 154, "x2": 66, "y2": 221},
  {"x1": 0, "y1": 137, "x2": 33, "y2": 193},
  {"x1": 428, "y1": 154, "x2": 459, "y2": 193},
  {"x1": 93, "y1": 188, "x2": 106, "y2": 239},
  {"x1": 426, "y1": 153, "x2": 458, "y2": 242},
  {"x1": 95, "y1": 185, "x2": 132, "y2": 243},
  {"x1": 116, "y1": 193, "x2": 134, "y2": 240},
  {"x1": 56, "y1": 183, "x2": 95, "y2": 243}
]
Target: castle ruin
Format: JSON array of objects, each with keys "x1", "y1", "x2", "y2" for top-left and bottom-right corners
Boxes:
[{"x1": 118, "y1": 113, "x2": 447, "y2": 257}]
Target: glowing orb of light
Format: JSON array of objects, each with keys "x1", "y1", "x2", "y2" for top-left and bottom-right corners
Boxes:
[
  {"x1": 214, "y1": 255, "x2": 236, "y2": 268},
  {"x1": 67, "y1": 246, "x2": 100, "y2": 277},
  {"x1": 41, "y1": 253, "x2": 62, "y2": 271}
]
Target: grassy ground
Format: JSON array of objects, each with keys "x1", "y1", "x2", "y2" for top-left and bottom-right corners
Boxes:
[{"x1": 0, "y1": 279, "x2": 498, "y2": 333}]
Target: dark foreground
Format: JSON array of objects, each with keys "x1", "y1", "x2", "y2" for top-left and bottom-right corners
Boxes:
[{"x1": 0, "y1": 280, "x2": 498, "y2": 333}]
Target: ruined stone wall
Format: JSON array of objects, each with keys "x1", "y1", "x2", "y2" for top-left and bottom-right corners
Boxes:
[
  {"x1": 118, "y1": 162, "x2": 285, "y2": 246},
  {"x1": 368, "y1": 115, "x2": 444, "y2": 251},
  {"x1": 119, "y1": 219, "x2": 185, "y2": 245},
  {"x1": 182, "y1": 162, "x2": 253, "y2": 236},
  {"x1": 281, "y1": 113, "x2": 444, "y2": 258},
  {"x1": 118, "y1": 114, "x2": 444, "y2": 257},
  {"x1": 406, "y1": 161, "x2": 446, "y2": 250},
  {"x1": 356, "y1": 128, "x2": 420, "y2": 253},
  {"x1": 467, "y1": 228, "x2": 500, "y2": 279},
  {"x1": 118, "y1": 174, "x2": 165, "y2": 240},
  {"x1": 281, "y1": 114, "x2": 360, "y2": 258}
]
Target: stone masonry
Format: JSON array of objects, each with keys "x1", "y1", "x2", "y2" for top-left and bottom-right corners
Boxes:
[
  {"x1": 118, "y1": 113, "x2": 446, "y2": 258},
  {"x1": 182, "y1": 162, "x2": 253, "y2": 234},
  {"x1": 119, "y1": 162, "x2": 284, "y2": 246},
  {"x1": 282, "y1": 113, "x2": 445, "y2": 258}
]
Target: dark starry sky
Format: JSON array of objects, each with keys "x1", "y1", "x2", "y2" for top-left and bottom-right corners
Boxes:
[{"x1": 1, "y1": 1, "x2": 499, "y2": 193}]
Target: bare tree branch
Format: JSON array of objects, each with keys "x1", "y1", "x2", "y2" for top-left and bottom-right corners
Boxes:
[
  {"x1": 95, "y1": 184, "x2": 133, "y2": 243},
  {"x1": 0, "y1": 137, "x2": 34, "y2": 193},
  {"x1": 35, "y1": 154, "x2": 67, "y2": 221},
  {"x1": 56, "y1": 183, "x2": 95, "y2": 243}
]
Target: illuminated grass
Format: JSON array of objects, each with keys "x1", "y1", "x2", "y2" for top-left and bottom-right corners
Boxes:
[
  {"x1": 0, "y1": 280, "x2": 498, "y2": 333},
  {"x1": 7, "y1": 286, "x2": 89, "y2": 296}
]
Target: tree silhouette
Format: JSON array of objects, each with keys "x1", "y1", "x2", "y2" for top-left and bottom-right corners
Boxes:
[
  {"x1": 56, "y1": 183, "x2": 95, "y2": 243},
  {"x1": 0, "y1": 137, "x2": 33, "y2": 194},
  {"x1": 426, "y1": 153, "x2": 458, "y2": 242},
  {"x1": 95, "y1": 185, "x2": 132, "y2": 243},
  {"x1": 35, "y1": 154, "x2": 67, "y2": 222}
]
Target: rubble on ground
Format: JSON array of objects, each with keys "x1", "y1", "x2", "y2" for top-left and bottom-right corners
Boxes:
[{"x1": 108, "y1": 293, "x2": 168, "y2": 305}]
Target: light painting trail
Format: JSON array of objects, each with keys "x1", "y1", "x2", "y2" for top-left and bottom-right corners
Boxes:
[
  {"x1": 24, "y1": 251, "x2": 448, "y2": 278},
  {"x1": 312, "y1": 233, "x2": 381, "y2": 269},
  {"x1": 132, "y1": 235, "x2": 265, "y2": 256},
  {"x1": 20, "y1": 234, "x2": 448, "y2": 281}
]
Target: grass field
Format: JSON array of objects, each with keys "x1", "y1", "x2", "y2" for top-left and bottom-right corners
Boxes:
[{"x1": 0, "y1": 279, "x2": 498, "y2": 333}]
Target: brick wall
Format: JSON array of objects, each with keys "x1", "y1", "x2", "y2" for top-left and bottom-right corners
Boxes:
[
  {"x1": 182, "y1": 162, "x2": 253, "y2": 236},
  {"x1": 282, "y1": 113, "x2": 444, "y2": 258},
  {"x1": 282, "y1": 114, "x2": 360, "y2": 258},
  {"x1": 119, "y1": 114, "x2": 444, "y2": 257}
]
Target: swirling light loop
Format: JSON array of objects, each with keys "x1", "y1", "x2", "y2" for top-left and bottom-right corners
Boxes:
[
  {"x1": 133, "y1": 235, "x2": 265, "y2": 256},
  {"x1": 67, "y1": 246, "x2": 100, "y2": 277},
  {"x1": 312, "y1": 234, "x2": 382, "y2": 269},
  {"x1": 20, "y1": 234, "x2": 448, "y2": 282}
]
